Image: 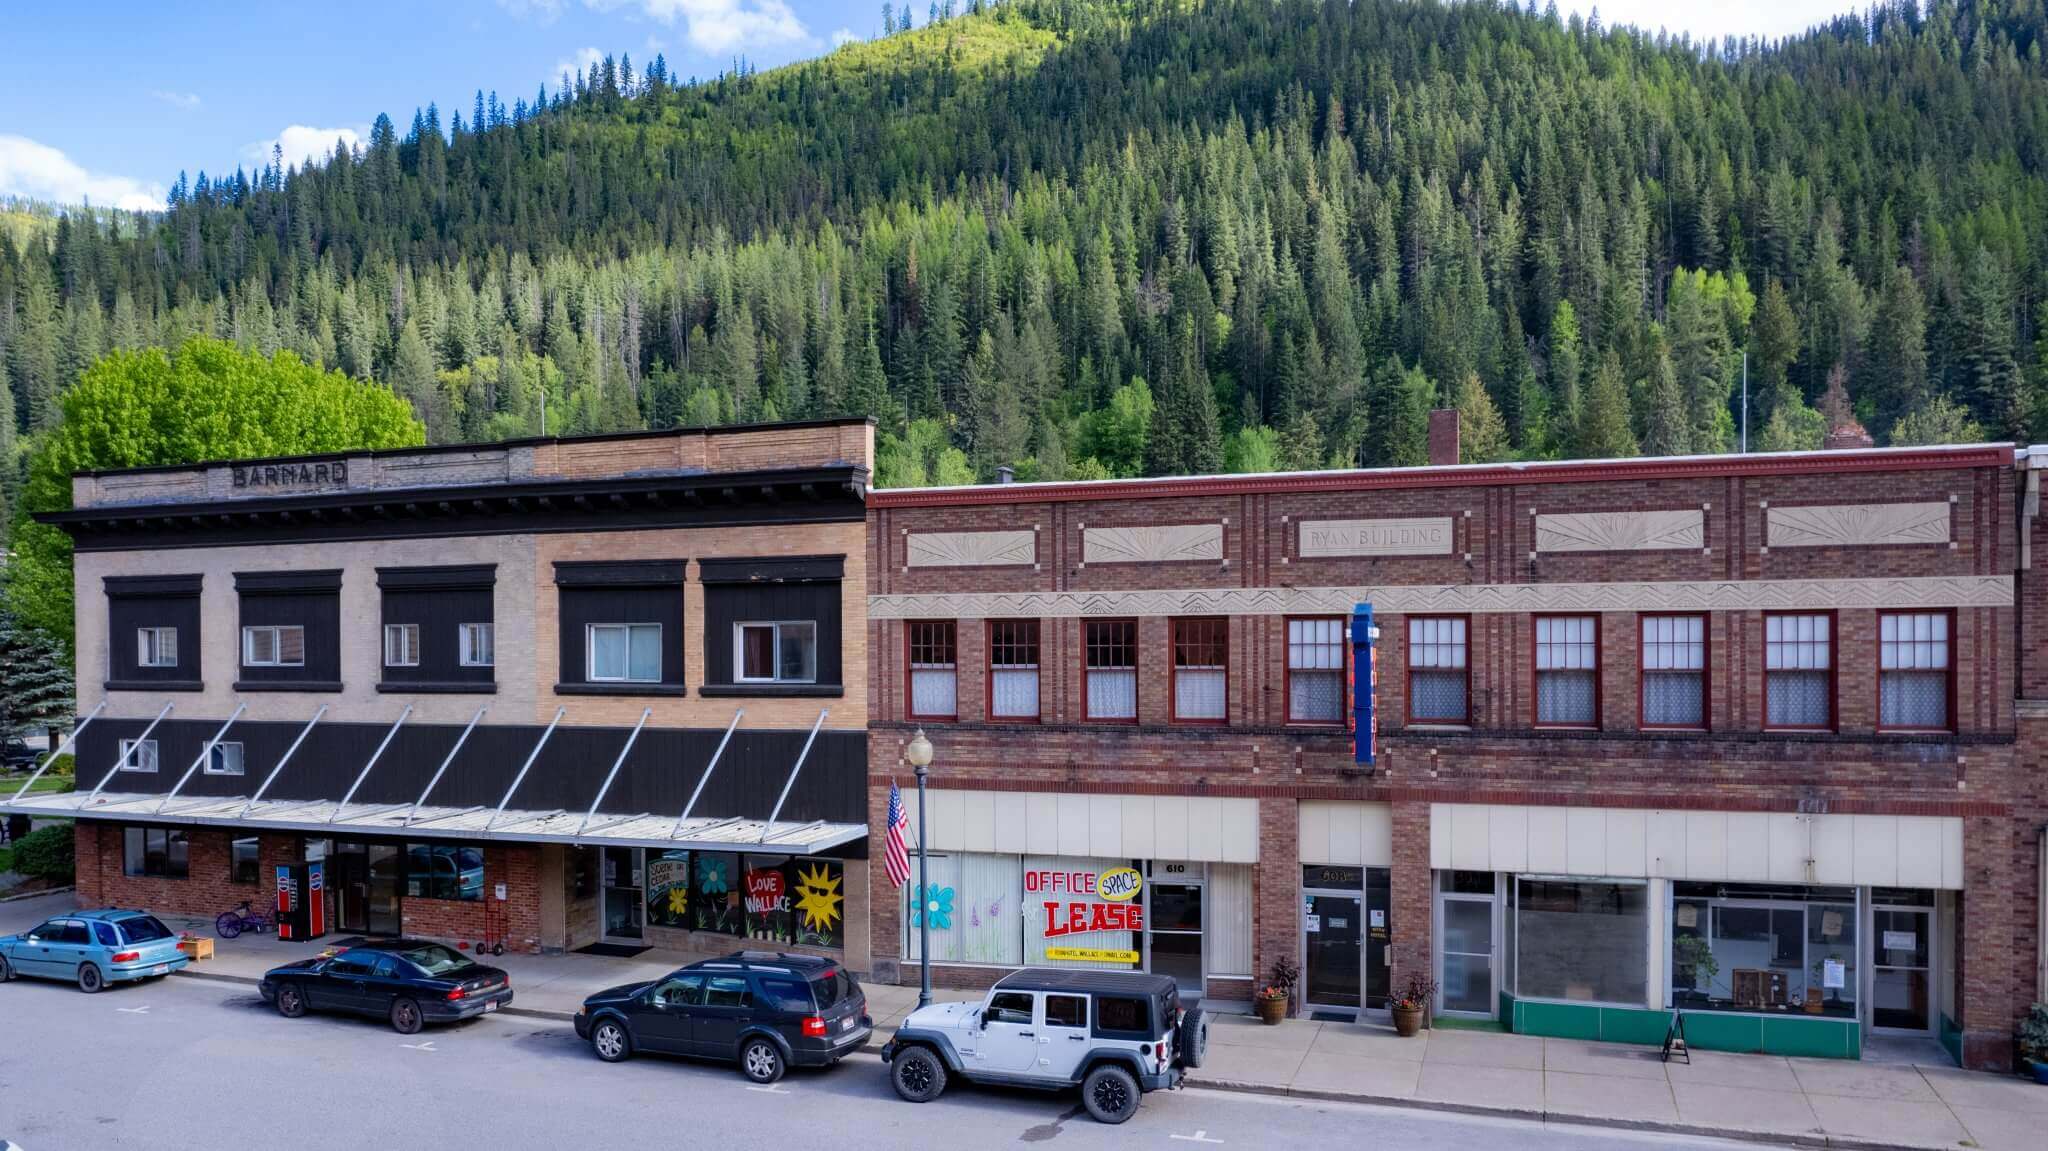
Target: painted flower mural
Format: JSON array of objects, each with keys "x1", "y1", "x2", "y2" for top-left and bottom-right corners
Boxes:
[{"x1": 912, "y1": 884, "x2": 955, "y2": 931}]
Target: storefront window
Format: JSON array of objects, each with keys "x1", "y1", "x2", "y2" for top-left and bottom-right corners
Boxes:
[
  {"x1": 645, "y1": 850, "x2": 690, "y2": 929},
  {"x1": 692, "y1": 851, "x2": 744, "y2": 936},
  {"x1": 1511, "y1": 877, "x2": 1646, "y2": 1005},
  {"x1": 1669, "y1": 882, "x2": 1856, "y2": 1019},
  {"x1": 405, "y1": 843, "x2": 483, "y2": 901}
]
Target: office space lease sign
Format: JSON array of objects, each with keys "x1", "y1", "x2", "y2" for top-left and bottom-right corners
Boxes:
[{"x1": 1028, "y1": 864, "x2": 1143, "y2": 964}]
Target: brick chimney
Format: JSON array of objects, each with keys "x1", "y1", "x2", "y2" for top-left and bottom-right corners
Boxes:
[{"x1": 1427, "y1": 408, "x2": 1461, "y2": 467}]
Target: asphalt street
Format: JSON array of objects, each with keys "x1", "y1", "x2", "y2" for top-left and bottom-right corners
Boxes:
[{"x1": 0, "y1": 974, "x2": 1792, "y2": 1150}]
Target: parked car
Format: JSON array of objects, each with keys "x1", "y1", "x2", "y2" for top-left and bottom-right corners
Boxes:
[
  {"x1": 0, "y1": 909, "x2": 189, "y2": 992},
  {"x1": 881, "y1": 969, "x2": 1206, "y2": 1124},
  {"x1": 574, "y1": 951, "x2": 871, "y2": 1084},
  {"x1": 259, "y1": 939, "x2": 512, "y2": 1034},
  {"x1": 0, "y1": 738, "x2": 38, "y2": 772}
]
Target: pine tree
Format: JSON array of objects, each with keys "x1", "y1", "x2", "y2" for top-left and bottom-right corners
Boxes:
[
  {"x1": 1453, "y1": 373, "x2": 1511, "y2": 464},
  {"x1": 1545, "y1": 300, "x2": 1582, "y2": 451},
  {"x1": 1863, "y1": 265, "x2": 1930, "y2": 441},
  {"x1": 1362, "y1": 357, "x2": 1431, "y2": 468},
  {"x1": 1578, "y1": 352, "x2": 1639, "y2": 459},
  {"x1": 1637, "y1": 337, "x2": 1690, "y2": 457},
  {"x1": 1955, "y1": 247, "x2": 2025, "y2": 438},
  {"x1": 0, "y1": 606, "x2": 73, "y2": 738}
]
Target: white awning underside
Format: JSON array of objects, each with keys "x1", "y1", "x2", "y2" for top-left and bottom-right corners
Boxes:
[{"x1": 0, "y1": 791, "x2": 864, "y2": 855}]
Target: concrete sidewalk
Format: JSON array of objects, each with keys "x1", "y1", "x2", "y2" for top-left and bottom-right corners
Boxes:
[{"x1": 11, "y1": 890, "x2": 2045, "y2": 1149}]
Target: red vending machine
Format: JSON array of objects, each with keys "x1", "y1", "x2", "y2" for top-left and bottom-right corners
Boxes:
[{"x1": 275, "y1": 860, "x2": 327, "y2": 941}]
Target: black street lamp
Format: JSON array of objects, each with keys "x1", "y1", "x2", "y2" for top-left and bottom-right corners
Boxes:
[{"x1": 905, "y1": 728, "x2": 934, "y2": 1009}]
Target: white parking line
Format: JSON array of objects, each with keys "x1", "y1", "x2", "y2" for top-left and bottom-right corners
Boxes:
[
  {"x1": 744, "y1": 1084, "x2": 791, "y2": 1095},
  {"x1": 399, "y1": 1040, "x2": 437, "y2": 1052},
  {"x1": 1169, "y1": 1132, "x2": 1223, "y2": 1144},
  {"x1": 115, "y1": 1005, "x2": 152, "y2": 1014}
]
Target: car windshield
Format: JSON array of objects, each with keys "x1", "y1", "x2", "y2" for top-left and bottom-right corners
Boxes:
[
  {"x1": 398, "y1": 943, "x2": 471, "y2": 976},
  {"x1": 808, "y1": 967, "x2": 857, "y2": 1009},
  {"x1": 116, "y1": 916, "x2": 174, "y2": 945}
]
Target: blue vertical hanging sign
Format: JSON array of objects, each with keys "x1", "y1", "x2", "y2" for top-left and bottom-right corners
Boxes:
[{"x1": 1351, "y1": 604, "x2": 1378, "y2": 765}]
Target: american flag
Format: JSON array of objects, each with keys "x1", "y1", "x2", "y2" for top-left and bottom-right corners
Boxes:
[{"x1": 883, "y1": 781, "x2": 913, "y2": 888}]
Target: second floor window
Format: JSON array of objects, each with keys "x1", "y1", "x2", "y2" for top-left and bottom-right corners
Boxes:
[
  {"x1": 987, "y1": 620, "x2": 1040, "y2": 719},
  {"x1": 1287, "y1": 618, "x2": 1346, "y2": 723},
  {"x1": 459, "y1": 623, "x2": 495, "y2": 667},
  {"x1": 136, "y1": 626, "x2": 178, "y2": 668},
  {"x1": 590, "y1": 623, "x2": 663, "y2": 683},
  {"x1": 205, "y1": 742, "x2": 245, "y2": 776},
  {"x1": 1640, "y1": 615, "x2": 1706, "y2": 729},
  {"x1": 1407, "y1": 617, "x2": 1469, "y2": 724},
  {"x1": 738, "y1": 621, "x2": 818, "y2": 684},
  {"x1": 383, "y1": 623, "x2": 421, "y2": 667},
  {"x1": 1534, "y1": 615, "x2": 1598, "y2": 727},
  {"x1": 1171, "y1": 618, "x2": 1228, "y2": 722},
  {"x1": 1765, "y1": 613, "x2": 1833, "y2": 729},
  {"x1": 243, "y1": 624, "x2": 305, "y2": 668},
  {"x1": 118, "y1": 738, "x2": 159, "y2": 773},
  {"x1": 1085, "y1": 619, "x2": 1138, "y2": 720},
  {"x1": 907, "y1": 621, "x2": 958, "y2": 719},
  {"x1": 1879, "y1": 612, "x2": 1950, "y2": 730}
]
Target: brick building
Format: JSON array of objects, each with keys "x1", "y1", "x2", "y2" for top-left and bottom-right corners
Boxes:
[
  {"x1": 864, "y1": 420, "x2": 2042, "y2": 1069},
  {"x1": 3, "y1": 420, "x2": 875, "y2": 968}
]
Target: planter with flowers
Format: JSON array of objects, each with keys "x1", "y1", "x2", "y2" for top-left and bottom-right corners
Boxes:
[
  {"x1": 2017, "y1": 1003, "x2": 2048, "y2": 1084},
  {"x1": 1255, "y1": 958, "x2": 1300, "y2": 1025},
  {"x1": 1392, "y1": 972, "x2": 1439, "y2": 1038}
]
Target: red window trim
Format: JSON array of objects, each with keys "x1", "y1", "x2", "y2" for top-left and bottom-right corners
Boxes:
[
  {"x1": 1531, "y1": 612, "x2": 1601, "y2": 730},
  {"x1": 1762, "y1": 610, "x2": 1837, "y2": 733},
  {"x1": 1637, "y1": 612, "x2": 1709, "y2": 732},
  {"x1": 903, "y1": 619, "x2": 957, "y2": 722},
  {"x1": 1403, "y1": 614, "x2": 1471, "y2": 727},
  {"x1": 1081, "y1": 618, "x2": 1140, "y2": 724},
  {"x1": 1874, "y1": 608, "x2": 1957, "y2": 734},
  {"x1": 984, "y1": 618, "x2": 1041, "y2": 724},
  {"x1": 1283, "y1": 615, "x2": 1350, "y2": 727},
  {"x1": 1168, "y1": 616, "x2": 1229, "y2": 726}
]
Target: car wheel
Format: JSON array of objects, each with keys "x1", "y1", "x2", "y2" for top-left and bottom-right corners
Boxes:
[
  {"x1": 739, "y1": 1037, "x2": 785, "y2": 1084},
  {"x1": 1081, "y1": 1064, "x2": 1140, "y2": 1125},
  {"x1": 1177, "y1": 1007, "x2": 1207, "y2": 1070},
  {"x1": 0, "y1": 953, "x2": 12, "y2": 983},
  {"x1": 590, "y1": 1019, "x2": 631, "y2": 1063},
  {"x1": 77, "y1": 963, "x2": 104, "y2": 994},
  {"x1": 889, "y1": 1045, "x2": 947, "y2": 1103},
  {"x1": 389, "y1": 997, "x2": 423, "y2": 1035},
  {"x1": 275, "y1": 984, "x2": 307, "y2": 1018}
]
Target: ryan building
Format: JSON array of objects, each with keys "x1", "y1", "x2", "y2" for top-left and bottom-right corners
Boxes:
[
  {"x1": 6, "y1": 420, "x2": 875, "y2": 967},
  {"x1": 864, "y1": 424, "x2": 2040, "y2": 1069}
]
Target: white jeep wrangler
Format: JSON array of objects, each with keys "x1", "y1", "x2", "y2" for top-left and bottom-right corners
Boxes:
[{"x1": 880, "y1": 968, "x2": 1207, "y2": 1124}]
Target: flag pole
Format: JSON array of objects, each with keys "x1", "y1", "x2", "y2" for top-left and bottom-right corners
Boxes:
[{"x1": 904, "y1": 731, "x2": 935, "y2": 1010}]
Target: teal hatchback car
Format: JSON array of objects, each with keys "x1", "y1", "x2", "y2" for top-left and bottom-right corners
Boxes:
[{"x1": 0, "y1": 908, "x2": 189, "y2": 992}]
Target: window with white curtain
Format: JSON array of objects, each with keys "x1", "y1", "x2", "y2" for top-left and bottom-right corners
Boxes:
[
  {"x1": 987, "y1": 620, "x2": 1040, "y2": 719},
  {"x1": 1765, "y1": 613, "x2": 1833, "y2": 729},
  {"x1": 1171, "y1": 618, "x2": 1227, "y2": 722},
  {"x1": 1204, "y1": 864, "x2": 1254, "y2": 978},
  {"x1": 1640, "y1": 614, "x2": 1706, "y2": 729},
  {"x1": 1407, "y1": 616, "x2": 1469, "y2": 723},
  {"x1": 1085, "y1": 620, "x2": 1138, "y2": 720},
  {"x1": 907, "y1": 620, "x2": 958, "y2": 719},
  {"x1": 1534, "y1": 616, "x2": 1598, "y2": 726},
  {"x1": 136, "y1": 626, "x2": 178, "y2": 668},
  {"x1": 1879, "y1": 612, "x2": 1950, "y2": 730},
  {"x1": 589, "y1": 622, "x2": 662, "y2": 682},
  {"x1": 383, "y1": 623, "x2": 420, "y2": 668},
  {"x1": 242, "y1": 624, "x2": 305, "y2": 668},
  {"x1": 458, "y1": 622, "x2": 494, "y2": 667},
  {"x1": 1287, "y1": 618, "x2": 1345, "y2": 723}
]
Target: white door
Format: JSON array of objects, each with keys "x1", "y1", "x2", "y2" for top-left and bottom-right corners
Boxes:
[
  {"x1": 1039, "y1": 993, "x2": 1091, "y2": 1078},
  {"x1": 1870, "y1": 905, "x2": 1935, "y2": 1034},
  {"x1": 975, "y1": 990, "x2": 1044, "y2": 1073}
]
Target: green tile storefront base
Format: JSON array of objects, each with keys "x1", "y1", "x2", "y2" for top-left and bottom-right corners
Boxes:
[
  {"x1": 1938, "y1": 1013, "x2": 1963, "y2": 1066},
  {"x1": 1500, "y1": 992, "x2": 1860, "y2": 1059},
  {"x1": 1429, "y1": 1015, "x2": 1507, "y2": 1033}
]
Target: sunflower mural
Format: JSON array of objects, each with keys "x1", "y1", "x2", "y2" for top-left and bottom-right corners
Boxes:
[{"x1": 793, "y1": 862, "x2": 844, "y2": 947}]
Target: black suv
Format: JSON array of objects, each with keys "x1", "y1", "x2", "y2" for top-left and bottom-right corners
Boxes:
[{"x1": 574, "y1": 951, "x2": 872, "y2": 1084}]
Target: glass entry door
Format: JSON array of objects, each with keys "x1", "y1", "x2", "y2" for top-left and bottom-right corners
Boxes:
[
  {"x1": 364, "y1": 844, "x2": 402, "y2": 936},
  {"x1": 1148, "y1": 882, "x2": 1204, "y2": 994},
  {"x1": 603, "y1": 847, "x2": 645, "y2": 941},
  {"x1": 1304, "y1": 893, "x2": 1363, "y2": 1011},
  {"x1": 1436, "y1": 872, "x2": 1497, "y2": 1017},
  {"x1": 1870, "y1": 906, "x2": 1933, "y2": 1032}
]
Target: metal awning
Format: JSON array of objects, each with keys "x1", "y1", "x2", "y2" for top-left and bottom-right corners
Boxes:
[{"x1": 0, "y1": 790, "x2": 864, "y2": 856}]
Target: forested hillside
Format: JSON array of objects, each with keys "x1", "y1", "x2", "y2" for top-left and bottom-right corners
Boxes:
[{"x1": 4, "y1": 0, "x2": 2048, "y2": 492}]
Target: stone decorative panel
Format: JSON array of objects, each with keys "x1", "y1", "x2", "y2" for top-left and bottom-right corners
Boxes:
[
  {"x1": 868, "y1": 574, "x2": 2012, "y2": 619},
  {"x1": 1082, "y1": 523, "x2": 1223, "y2": 564},
  {"x1": 1299, "y1": 517, "x2": 1454, "y2": 558},
  {"x1": 906, "y1": 530, "x2": 1036, "y2": 568},
  {"x1": 1767, "y1": 502, "x2": 1950, "y2": 549},
  {"x1": 1535, "y1": 509, "x2": 1703, "y2": 553}
]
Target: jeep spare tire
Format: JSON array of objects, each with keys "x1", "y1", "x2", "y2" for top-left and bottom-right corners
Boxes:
[
  {"x1": 890, "y1": 1045, "x2": 948, "y2": 1103},
  {"x1": 1177, "y1": 1006, "x2": 1207, "y2": 1070}
]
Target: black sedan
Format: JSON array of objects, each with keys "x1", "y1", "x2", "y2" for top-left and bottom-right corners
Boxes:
[{"x1": 260, "y1": 940, "x2": 513, "y2": 1034}]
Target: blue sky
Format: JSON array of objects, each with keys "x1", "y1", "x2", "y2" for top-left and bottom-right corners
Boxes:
[{"x1": 1, "y1": 0, "x2": 1861, "y2": 213}]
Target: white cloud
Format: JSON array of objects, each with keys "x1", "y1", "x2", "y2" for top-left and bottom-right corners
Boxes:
[
  {"x1": 0, "y1": 135, "x2": 164, "y2": 212},
  {"x1": 151, "y1": 90, "x2": 202, "y2": 110},
  {"x1": 244, "y1": 125, "x2": 369, "y2": 172},
  {"x1": 552, "y1": 45, "x2": 605, "y2": 82},
  {"x1": 498, "y1": 0, "x2": 567, "y2": 20},
  {"x1": 830, "y1": 28, "x2": 859, "y2": 47},
  {"x1": 588, "y1": 0, "x2": 810, "y2": 55}
]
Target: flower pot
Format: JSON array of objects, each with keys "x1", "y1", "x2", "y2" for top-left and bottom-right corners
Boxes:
[
  {"x1": 1392, "y1": 1004, "x2": 1425, "y2": 1037},
  {"x1": 1255, "y1": 996, "x2": 1288, "y2": 1025}
]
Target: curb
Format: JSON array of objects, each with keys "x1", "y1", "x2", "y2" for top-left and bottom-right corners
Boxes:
[
  {"x1": 1187, "y1": 1075, "x2": 1952, "y2": 1151},
  {"x1": 0, "y1": 885, "x2": 73, "y2": 904}
]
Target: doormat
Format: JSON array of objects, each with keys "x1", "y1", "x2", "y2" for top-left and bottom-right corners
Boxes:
[
  {"x1": 576, "y1": 942, "x2": 652, "y2": 958},
  {"x1": 1310, "y1": 1011, "x2": 1357, "y2": 1023}
]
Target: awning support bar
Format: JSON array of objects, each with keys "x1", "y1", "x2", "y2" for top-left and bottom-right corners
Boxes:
[
  {"x1": 11, "y1": 701, "x2": 105, "y2": 802},
  {"x1": 83, "y1": 701, "x2": 175, "y2": 805},
  {"x1": 329, "y1": 705, "x2": 413, "y2": 823},
  {"x1": 578, "y1": 811, "x2": 650, "y2": 838},
  {"x1": 157, "y1": 704, "x2": 247, "y2": 814},
  {"x1": 671, "y1": 709, "x2": 743, "y2": 840},
  {"x1": 405, "y1": 804, "x2": 489, "y2": 829},
  {"x1": 764, "y1": 818, "x2": 826, "y2": 846},
  {"x1": 758, "y1": 709, "x2": 828, "y2": 843},
  {"x1": 486, "y1": 707, "x2": 565, "y2": 831},
  {"x1": 237, "y1": 705, "x2": 327, "y2": 818},
  {"x1": 488, "y1": 808, "x2": 566, "y2": 834},
  {"x1": 403, "y1": 705, "x2": 487, "y2": 826},
  {"x1": 577, "y1": 708, "x2": 650, "y2": 836}
]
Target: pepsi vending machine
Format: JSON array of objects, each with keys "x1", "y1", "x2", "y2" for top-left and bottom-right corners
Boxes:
[{"x1": 275, "y1": 860, "x2": 326, "y2": 941}]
